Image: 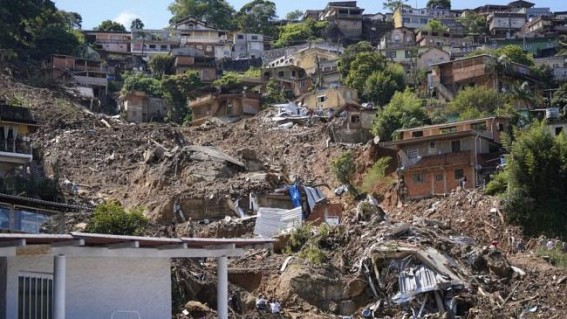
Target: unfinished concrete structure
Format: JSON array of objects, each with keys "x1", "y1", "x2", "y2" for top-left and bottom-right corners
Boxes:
[
  {"x1": 188, "y1": 91, "x2": 262, "y2": 126},
  {"x1": 119, "y1": 91, "x2": 168, "y2": 123}
]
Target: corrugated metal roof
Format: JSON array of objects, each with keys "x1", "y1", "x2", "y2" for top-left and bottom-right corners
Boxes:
[{"x1": 393, "y1": 264, "x2": 451, "y2": 304}]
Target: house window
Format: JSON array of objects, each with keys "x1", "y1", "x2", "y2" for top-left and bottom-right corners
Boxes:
[
  {"x1": 435, "y1": 174, "x2": 443, "y2": 181},
  {"x1": 412, "y1": 172, "x2": 425, "y2": 183},
  {"x1": 471, "y1": 122, "x2": 487, "y2": 131},
  {"x1": 405, "y1": 50, "x2": 412, "y2": 58},
  {"x1": 440, "y1": 126, "x2": 457, "y2": 134},
  {"x1": 411, "y1": 130, "x2": 423, "y2": 138},
  {"x1": 291, "y1": 70, "x2": 296, "y2": 77},
  {"x1": 403, "y1": 17, "x2": 410, "y2": 23},
  {"x1": 251, "y1": 35, "x2": 258, "y2": 40},
  {"x1": 237, "y1": 34, "x2": 244, "y2": 39},
  {"x1": 387, "y1": 51, "x2": 397, "y2": 59},
  {"x1": 318, "y1": 95, "x2": 326, "y2": 103},
  {"x1": 451, "y1": 140, "x2": 461, "y2": 153},
  {"x1": 19, "y1": 273, "x2": 53, "y2": 319},
  {"x1": 350, "y1": 114, "x2": 361, "y2": 123},
  {"x1": 160, "y1": 45, "x2": 167, "y2": 50},
  {"x1": 407, "y1": 148, "x2": 419, "y2": 159},
  {"x1": 149, "y1": 44, "x2": 156, "y2": 49},
  {"x1": 420, "y1": 18, "x2": 429, "y2": 24},
  {"x1": 278, "y1": 71, "x2": 284, "y2": 78},
  {"x1": 429, "y1": 142, "x2": 436, "y2": 149},
  {"x1": 498, "y1": 123, "x2": 505, "y2": 131},
  {"x1": 454, "y1": 168, "x2": 464, "y2": 180}
]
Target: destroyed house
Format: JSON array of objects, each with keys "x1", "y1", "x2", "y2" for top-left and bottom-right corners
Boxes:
[
  {"x1": 188, "y1": 91, "x2": 261, "y2": 126},
  {"x1": 262, "y1": 65, "x2": 312, "y2": 97},
  {"x1": 83, "y1": 30, "x2": 131, "y2": 53},
  {"x1": 0, "y1": 104, "x2": 39, "y2": 175},
  {"x1": 42, "y1": 55, "x2": 108, "y2": 102},
  {"x1": 382, "y1": 117, "x2": 509, "y2": 198},
  {"x1": 431, "y1": 54, "x2": 536, "y2": 102},
  {"x1": 119, "y1": 91, "x2": 168, "y2": 123}
]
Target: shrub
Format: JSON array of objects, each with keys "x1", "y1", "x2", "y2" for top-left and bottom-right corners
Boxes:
[
  {"x1": 331, "y1": 151, "x2": 358, "y2": 195},
  {"x1": 361, "y1": 156, "x2": 392, "y2": 193},
  {"x1": 86, "y1": 202, "x2": 148, "y2": 235}
]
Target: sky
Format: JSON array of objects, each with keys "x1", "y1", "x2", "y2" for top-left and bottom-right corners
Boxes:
[{"x1": 52, "y1": 0, "x2": 567, "y2": 30}]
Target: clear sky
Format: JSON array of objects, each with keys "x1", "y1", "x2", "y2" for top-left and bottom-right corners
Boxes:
[{"x1": 52, "y1": 0, "x2": 567, "y2": 30}]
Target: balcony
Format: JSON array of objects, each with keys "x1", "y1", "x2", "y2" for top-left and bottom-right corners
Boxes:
[{"x1": 0, "y1": 139, "x2": 32, "y2": 164}]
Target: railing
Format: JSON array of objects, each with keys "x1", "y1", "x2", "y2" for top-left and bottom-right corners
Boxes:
[{"x1": 0, "y1": 139, "x2": 31, "y2": 154}]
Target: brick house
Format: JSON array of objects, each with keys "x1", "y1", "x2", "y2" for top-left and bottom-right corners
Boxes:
[
  {"x1": 188, "y1": 91, "x2": 261, "y2": 126},
  {"x1": 320, "y1": 1, "x2": 365, "y2": 41},
  {"x1": 381, "y1": 117, "x2": 509, "y2": 198}
]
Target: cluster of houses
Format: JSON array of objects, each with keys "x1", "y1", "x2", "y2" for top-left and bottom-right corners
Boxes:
[{"x1": 39, "y1": 0, "x2": 567, "y2": 199}]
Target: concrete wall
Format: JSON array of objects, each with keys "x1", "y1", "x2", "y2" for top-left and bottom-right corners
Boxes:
[{"x1": 3, "y1": 256, "x2": 171, "y2": 319}]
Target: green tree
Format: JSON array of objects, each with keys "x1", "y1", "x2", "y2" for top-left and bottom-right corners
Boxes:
[
  {"x1": 0, "y1": 1, "x2": 83, "y2": 61},
  {"x1": 371, "y1": 89, "x2": 428, "y2": 141},
  {"x1": 148, "y1": 54, "x2": 174, "y2": 77},
  {"x1": 121, "y1": 72, "x2": 164, "y2": 97},
  {"x1": 286, "y1": 9, "x2": 304, "y2": 21},
  {"x1": 364, "y1": 65, "x2": 406, "y2": 106},
  {"x1": 213, "y1": 72, "x2": 243, "y2": 87},
  {"x1": 235, "y1": 0, "x2": 277, "y2": 36},
  {"x1": 449, "y1": 86, "x2": 507, "y2": 119},
  {"x1": 162, "y1": 72, "x2": 203, "y2": 123},
  {"x1": 344, "y1": 52, "x2": 387, "y2": 94},
  {"x1": 426, "y1": 0, "x2": 451, "y2": 9},
  {"x1": 130, "y1": 18, "x2": 144, "y2": 30},
  {"x1": 331, "y1": 151, "x2": 358, "y2": 195},
  {"x1": 273, "y1": 18, "x2": 328, "y2": 48},
  {"x1": 94, "y1": 20, "x2": 127, "y2": 32},
  {"x1": 85, "y1": 202, "x2": 149, "y2": 236},
  {"x1": 264, "y1": 79, "x2": 285, "y2": 104},
  {"x1": 493, "y1": 122, "x2": 567, "y2": 236},
  {"x1": 383, "y1": 0, "x2": 410, "y2": 12},
  {"x1": 468, "y1": 45, "x2": 534, "y2": 66},
  {"x1": 551, "y1": 83, "x2": 567, "y2": 111},
  {"x1": 169, "y1": 0, "x2": 236, "y2": 30},
  {"x1": 457, "y1": 11, "x2": 486, "y2": 34},
  {"x1": 338, "y1": 41, "x2": 374, "y2": 79},
  {"x1": 423, "y1": 19, "x2": 448, "y2": 32}
]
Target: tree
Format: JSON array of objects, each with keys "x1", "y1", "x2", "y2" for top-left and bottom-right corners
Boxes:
[
  {"x1": 383, "y1": 0, "x2": 410, "y2": 12},
  {"x1": 273, "y1": 18, "x2": 328, "y2": 48},
  {"x1": 85, "y1": 202, "x2": 148, "y2": 236},
  {"x1": 551, "y1": 83, "x2": 567, "y2": 111},
  {"x1": 426, "y1": 0, "x2": 451, "y2": 9},
  {"x1": 371, "y1": 89, "x2": 428, "y2": 141},
  {"x1": 344, "y1": 52, "x2": 387, "y2": 94},
  {"x1": 286, "y1": 10, "x2": 304, "y2": 21},
  {"x1": 130, "y1": 18, "x2": 144, "y2": 30},
  {"x1": 491, "y1": 122, "x2": 567, "y2": 236},
  {"x1": 168, "y1": 0, "x2": 236, "y2": 30},
  {"x1": 148, "y1": 54, "x2": 174, "y2": 77},
  {"x1": 0, "y1": 1, "x2": 83, "y2": 61},
  {"x1": 364, "y1": 64, "x2": 406, "y2": 106},
  {"x1": 338, "y1": 41, "x2": 374, "y2": 79},
  {"x1": 468, "y1": 45, "x2": 534, "y2": 66},
  {"x1": 121, "y1": 72, "x2": 164, "y2": 97},
  {"x1": 94, "y1": 20, "x2": 126, "y2": 32},
  {"x1": 235, "y1": 0, "x2": 277, "y2": 36},
  {"x1": 162, "y1": 72, "x2": 203, "y2": 123},
  {"x1": 449, "y1": 87, "x2": 507, "y2": 119},
  {"x1": 331, "y1": 151, "x2": 358, "y2": 196},
  {"x1": 423, "y1": 19, "x2": 448, "y2": 32},
  {"x1": 457, "y1": 11, "x2": 486, "y2": 35}
]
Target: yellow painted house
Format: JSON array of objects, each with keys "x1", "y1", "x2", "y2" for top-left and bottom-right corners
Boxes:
[{"x1": 0, "y1": 104, "x2": 39, "y2": 174}]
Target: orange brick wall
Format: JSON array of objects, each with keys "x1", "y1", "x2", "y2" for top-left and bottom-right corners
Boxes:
[
  {"x1": 405, "y1": 165, "x2": 474, "y2": 198},
  {"x1": 308, "y1": 203, "x2": 343, "y2": 225}
]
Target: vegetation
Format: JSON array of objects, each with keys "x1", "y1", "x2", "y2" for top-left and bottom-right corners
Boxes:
[
  {"x1": 487, "y1": 122, "x2": 567, "y2": 237},
  {"x1": 148, "y1": 54, "x2": 175, "y2": 77},
  {"x1": 161, "y1": 72, "x2": 203, "y2": 123},
  {"x1": 235, "y1": 0, "x2": 277, "y2": 36},
  {"x1": 383, "y1": 0, "x2": 410, "y2": 12},
  {"x1": 551, "y1": 83, "x2": 567, "y2": 110},
  {"x1": 94, "y1": 20, "x2": 127, "y2": 32},
  {"x1": 426, "y1": 0, "x2": 451, "y2": 9},
  {"x1": 168, "y1": 0, "x2": 236, "y2": 30},
  {"x1": 121, "y1": 72, "x2": 164, "y2": 97},
  {"x1": 457, "y1": 11, "x2": 487, "y2": 34},
  {"x1": 536, "y1": 247, "x2": 567, "y2": 269},
  {"x1": 85, "y1": 202, "x2": 148, "y2": 236},
  {"x1": 449, "y1": 87, "x2": 508, "y2": 120},
  {"x1": 468, "y1": 45, "x2": 534, "y2": 66},
  {"x1": 130, "y1": 18, "x2": 144, "y2": 30},
  {"x1": 286, "y1": 10, "x2": 304, "y2": 21},
  {"x1": 273, "y1": 18, "x2": 329, "y2": 48},
  {"x1": 213, "y1": 68, "x2": 261, "y2": 87},
  {"x1": 361, "y1": 156, "x2": 392, "y2": 193},
  {"x1": 263, "y1": 79, "x2": 286, "y2": 104},
  {"x1": 0, "y1": 0, "x2": 84, "y2": 62},
  {"x1": 371, "y1": 89, "x2": 428, "y2": 141},
  {"x1": 331, "y1": 151, "x2": 358, "y2": 196},
  {"x1": 423, "y1": 19, "x2": 448, "y2": 32},
  {"x1": 338, "y1": 41, "x2": 375, "y2": 79}
]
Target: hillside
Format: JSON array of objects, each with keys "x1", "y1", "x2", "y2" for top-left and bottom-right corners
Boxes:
[{"x1": 1, "y1": 73, "x2": 565, "y2": 319}]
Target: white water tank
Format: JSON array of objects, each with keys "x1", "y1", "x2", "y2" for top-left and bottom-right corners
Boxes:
[{"x1": 546, "y1": 108, "x2": 560, "y2": 119}]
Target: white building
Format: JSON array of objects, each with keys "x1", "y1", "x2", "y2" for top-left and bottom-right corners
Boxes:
[{"x1": 0, "y1": 233, "x2": 273, "y2": 319}]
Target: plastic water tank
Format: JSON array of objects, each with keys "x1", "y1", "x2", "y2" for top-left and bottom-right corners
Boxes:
[{"x1": 546, "y1": 108, "x2": 560, "y2": 119}]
